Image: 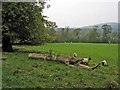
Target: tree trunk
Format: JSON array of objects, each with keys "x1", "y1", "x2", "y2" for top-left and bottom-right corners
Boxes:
[{"x1": 2, "y1": 34, "x2": 14, "y2": 52}]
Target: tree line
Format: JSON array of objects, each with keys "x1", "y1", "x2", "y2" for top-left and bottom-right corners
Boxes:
[{"x1": 54, "y1": 25, "x2": 120, "y2": 44}]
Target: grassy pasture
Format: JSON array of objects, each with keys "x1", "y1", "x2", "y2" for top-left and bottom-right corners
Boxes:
[{"x1": 2, "y1": 43, "x2": 119, "y2": 88}]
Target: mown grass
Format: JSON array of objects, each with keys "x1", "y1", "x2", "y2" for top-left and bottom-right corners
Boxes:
[{"x1": 2, "y1": 43, "x2": 119, "y2": 88}]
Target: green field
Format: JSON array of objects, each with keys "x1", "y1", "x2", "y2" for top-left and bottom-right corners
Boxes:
[{"x1": 2, "y1": 43, "x2": 119, "y2": 88}]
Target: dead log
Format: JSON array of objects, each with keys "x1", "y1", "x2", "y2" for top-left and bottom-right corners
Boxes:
[
  {"x1": 28, "y1": 53, "x2": 47, "y2": 60},
  {"x1": 28, "y1": 53, "x2": 101, "y2": 70},
  {"x1": 46, "y1": 55, "x2": 56, "y2": 61},
  {"x1": 75, "y1": 63, "x2": 101, "y2": 70},
  {"x1": 56, "y1": 56, "x2": 69, "y2": 65},
  {"x1": 68, "y1": 57, "x2": 80, "y2": 65}
]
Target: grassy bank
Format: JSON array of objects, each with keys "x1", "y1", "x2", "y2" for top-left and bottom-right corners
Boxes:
[{"x1": 2, "y1": 43, "x2": 119, "y2": 88}]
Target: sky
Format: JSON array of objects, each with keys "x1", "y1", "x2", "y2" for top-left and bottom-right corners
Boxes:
[{"x1": 43, "y1": 0, "x2": 119, "y2": 28}]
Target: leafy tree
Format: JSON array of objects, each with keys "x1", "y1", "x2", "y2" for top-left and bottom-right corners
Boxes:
[
  {"x1": 110, "y1": 32, "x2": 118, "y2": 43},
  {"x1": 88, "y1": 26, "x2": 100, "y2": 43},
  {"x1": 45, "y1": 21, "x2": 58, "y2": 42},
  {"x1": 2, "y1": 1, "x2": 49, "y2": 52},
  {"x1": 72, "y1": 28, "x2": 81, "y2": 42},
  {"x1": 58, "y1": 27, "x2": 81, "y2": 43},
  {"x1": 118, "y1": 32, "x2": 120, "y2": 44},
  {"x1": 60, "y1": 26, "x2": 70, "y2": 42},
  {"x1": 102, "y1": 24, "x2": 112, "y2": 43},
  {"x1": 79, "y1": 31, "x2": 89, "y2": 43}
]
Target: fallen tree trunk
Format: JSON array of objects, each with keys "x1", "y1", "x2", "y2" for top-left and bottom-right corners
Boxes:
[
  {"x1": 28, "y1": 53, "x2": 47, "y2": 60},
  {"x1": 28, "y1": 53, "x2": 101, "y2": 70},
  {"x1": 68, "y1": 63, "x2": 101, "y2": 70}
]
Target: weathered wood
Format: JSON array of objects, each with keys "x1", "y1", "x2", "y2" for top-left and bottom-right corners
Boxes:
[
  {"x1": 28, "y1": 53, "x2": 47, "y2": 60},
  {"x1": 46, "y1": 55, "x2": 57, "y2": 61},
  {"x1": 68, "y1": 57, "x2": 81, "y2": 65},
  {"x1": 28, "y1": 53, "x2": 101, "y2": 70},
  {"x1": 56, "y1": 56, "x2": 69, "y2": 65},
  {"x1": 28, "y1": 53, "x2": 70, "y2": 65},
  {"x1": 74, "y1": 63, "x2": 101, "y2": 70}
]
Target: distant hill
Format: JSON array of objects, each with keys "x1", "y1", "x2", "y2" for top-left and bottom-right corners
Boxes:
[
  {"x1": 56, "y1": 22, "x2": 119, "y2": 32},
  {"x1": 80, "y1": 22, "x2": 119, "y2": 32}
]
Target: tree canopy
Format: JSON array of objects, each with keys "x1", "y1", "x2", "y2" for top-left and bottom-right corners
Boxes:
[
  {"x1": 2, "y1": 1, "x2": 57, "y2": 51},
  {"x1": 102, "y1": 24, "x2": 112, "y2": 43}
]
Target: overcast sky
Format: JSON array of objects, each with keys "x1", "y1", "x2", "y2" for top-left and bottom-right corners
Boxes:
[{"x1": 43, "y1": 0, "x2": 119, "y2": 28}]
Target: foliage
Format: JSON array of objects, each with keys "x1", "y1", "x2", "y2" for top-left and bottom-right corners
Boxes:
[
  {"x1": 2, "y1": 2, "x2": 45, "y2": 44},
  {"x1": 60, "y1": 26, "x2": 70, "y2": 42},
  {"x1": 57, "y1": 27, "x2": 81, "y2": 43},
  {"x1": 45, "y1": 21, "x2": 58, "y2": 42},
  {"x1": 102, "y1": 24, "x2": 112, "y2": 43},
  {"x1": 56, "y1": 24, "x2": 118, "y2": 44},
  {"x1": 88, "y1": 26, "x2": 100, "y2": 43},
  {"x1": 72, "y1": 28, "x2": 81, "y2": 42},
  {"x1": 2, "y1": 1, "x2": 57, "y2": 51}
]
